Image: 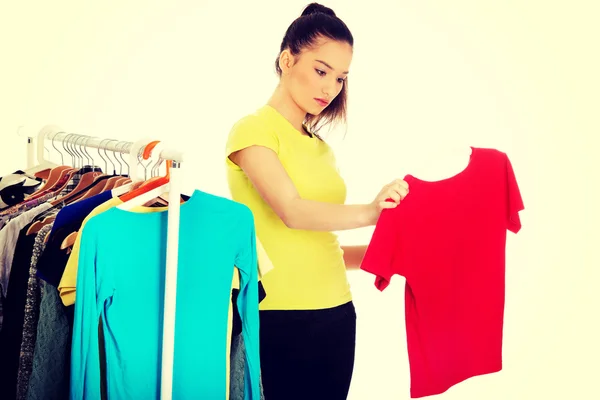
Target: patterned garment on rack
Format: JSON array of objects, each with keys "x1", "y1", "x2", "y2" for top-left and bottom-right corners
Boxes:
[
  {"x1": 0, "y1": 194, "x2": 51, "y2": 218},
  {"x1": 0, "y1": 203, "x2": 53, "y2": 299},
  {"x1": 230, "y1": 333, "x2": 265, "y2": 400},
  {"x1": 59, "y1": 166, "x2": 102, "y2": 197},
  {"x1": 0, "y1": 172, "x2": 70, "y2": 217},
  {"x1": 26, "y1": 280, "x2": 72, "y2": 400},
  {"x1": 0, "y1": 209, "x2": 23, "y2": 231},
  {"x1": 16, "y1": 223, "x2": 53, "y2": 400},
  {"x1": 0, "y1": 171, "x2": 43, "y2": 210}
]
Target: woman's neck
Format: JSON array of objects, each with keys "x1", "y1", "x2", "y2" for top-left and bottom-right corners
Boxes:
[{"x1": 267, "y1": 86, "x2": 309, "y2": 135}]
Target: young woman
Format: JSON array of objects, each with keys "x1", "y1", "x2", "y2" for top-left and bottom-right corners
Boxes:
[{"x1": 225, "y1": 3, "x2": 409, "y2": 399}]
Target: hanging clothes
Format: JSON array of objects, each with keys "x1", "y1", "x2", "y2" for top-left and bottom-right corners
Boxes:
[
  {"x1": 0, "y1": 171, "x2": 43, "y2": 211},
  {"x1": 70, "y1": 189, "x2": 261, "y2": 399},
  {"x1": 26, "y1": 278, "x2": 72, "y2": 400},
  {"x1": 0, "y1": 162, "x2": 109, "y2": 399},
  {"x1": 0, "y1": 206, "x2": 63, "y2": 400},
  {"x1": 16, "y1": 223, "x2": 53, "y2": 400},
  {"x1": 2, "y1": 136, "x2": 266, "y2": 400},
  {"x1": 57, "y1": 194, "x2": 270, "y2": 399},
  {"x1": 229, "y1": 241, "x2": 273, "y2": 400},
  {"x1": 35, "y1": 190, "x2": 113, "y2": 287},
  {"x1": 0, "y1": 203, "x2": 53, "y2": 298}
]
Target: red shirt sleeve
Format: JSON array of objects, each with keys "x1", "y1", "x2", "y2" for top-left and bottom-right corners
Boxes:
[
  {"x1": 360, "y1": 208, "x2": 400, "y2": 291},
  {"x1": 506, "y1": 155, "x2": 524, "y2": 233}
]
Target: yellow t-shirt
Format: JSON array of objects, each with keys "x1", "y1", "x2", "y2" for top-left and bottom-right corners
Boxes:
[{"x1": 225, "y1": 104, "x2": 352, "y2": 310}]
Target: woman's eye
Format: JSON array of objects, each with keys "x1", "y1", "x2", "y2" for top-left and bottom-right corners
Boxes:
[
  {"x1": 337, "y1": 78, "x2": 346, "y2": 84},
  {"x1": 315, "y1": 69, "x2": 326, "y2": 76}
]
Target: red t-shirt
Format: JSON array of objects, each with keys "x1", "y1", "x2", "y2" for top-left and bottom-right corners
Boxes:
[{"x1": 360, "y1": 147, "x2": 524, "y2": 398}]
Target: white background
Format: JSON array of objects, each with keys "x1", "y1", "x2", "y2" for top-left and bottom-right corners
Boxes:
[{"x1": 1, "y1": 1, "x2": 599, "y2": 399}]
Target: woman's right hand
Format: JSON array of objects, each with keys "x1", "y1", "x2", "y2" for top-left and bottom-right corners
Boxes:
[{"x1": 366, "y1": 179, "x2": 409, "y2": 225}]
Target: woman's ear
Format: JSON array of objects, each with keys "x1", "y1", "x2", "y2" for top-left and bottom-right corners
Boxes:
[{"x1": 279, "y1": 50, "x2": 294, "y2": 75}]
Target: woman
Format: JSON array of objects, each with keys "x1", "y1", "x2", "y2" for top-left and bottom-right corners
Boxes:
[{"x1": 225, "y1": 3, "x2": 409, "y2": 399}]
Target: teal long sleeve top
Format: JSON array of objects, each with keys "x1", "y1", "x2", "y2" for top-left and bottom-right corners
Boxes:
[{"x1": 70, "y1": 190, "x2": 260, "y2": 399}]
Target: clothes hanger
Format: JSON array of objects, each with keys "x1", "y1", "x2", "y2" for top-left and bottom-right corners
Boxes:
[
  {"x1": 46, "y1": 135, "x2": 99, "y2": 206},
  {"x1": 77, "y1": 138, "x2": 118, "y2": 201},
  {"x1": 141, "y1": 150, "x2": 169, "y2": 206},
  {"x1": 24, "y1": 125, "x2": 63, "y2": 175},
  {"x1": 57, "y1": 139, "x2": 129, "y2": 249},
  {"x1": 26, "y1": 215, "x2": 56, "y2": 236},
  {"x1": 107, "y1": 140, "x2": 138, "y2": 196},
  {"x1": 103, "y1": 142, "x2": 133, "y2": 192},
  {"x1": 138, "y1": 142, "x2": 169, "y2": 189},
  {"x1": 56, "y1": 142, "x2": 160, "y2": 248},
  {"x1": 118, "y1": 141, "x2": 168, "y2": 202},
  {"x1": 49, "y1": 138, "x2": 118, "y2": 244},
  {"x1": 101, "y1": 141, "x2": 130, "y2": 191},
  {"x1": 116, "y1": 169, "x2": 172, "y2": 209},
  {"x1": 60, "y1": 230, "x2": 78, "y2": 250},
  {"x1": 26, "y1": 132, "x2": 73, "y2": 195},
  {"x1": 117, "y1": 141, "x2": 176, "y2": 207}
]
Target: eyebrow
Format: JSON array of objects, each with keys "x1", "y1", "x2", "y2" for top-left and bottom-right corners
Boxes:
[{"x1": 316, "y1": 59, "x2": 349, "y2": 75}]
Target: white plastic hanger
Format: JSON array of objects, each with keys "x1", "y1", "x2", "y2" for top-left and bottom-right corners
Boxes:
[
  {"x1": 128, "y1": 137, "x2": 154, "y2": 183},
  {"x1": 111, "y1": 139, "x2": 163, "y2": 199},
  {"x1": 24, "y1": 125, "x2": 62, "y2": 174},
  {"x1": 111, "y1": 182, "x2": 133, "y2": 197}
]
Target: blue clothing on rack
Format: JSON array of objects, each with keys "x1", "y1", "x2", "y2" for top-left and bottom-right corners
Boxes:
[
  {"x1": 36, "y1": 190, "x2": 112, "y2": 286},
  {"x1": 52, "y1": 190, "x2": 113, "y2": 232},
  {"x1": 70, "y1": 189, "x2": 260, "y2": 399}
]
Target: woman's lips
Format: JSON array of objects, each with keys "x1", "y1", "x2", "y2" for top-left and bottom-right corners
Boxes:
[{"x1": 314, "y1": 98, "x2": 329, "y2": 107}]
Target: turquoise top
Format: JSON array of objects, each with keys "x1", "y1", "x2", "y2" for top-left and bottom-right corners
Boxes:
[{"x1": 70, "y1": 189, "x2": 260, "y2": 399}]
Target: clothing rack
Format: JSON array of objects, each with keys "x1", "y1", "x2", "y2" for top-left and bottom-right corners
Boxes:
[{"x1": 26, "y1": 124, "x2": 184, "y2": 400}]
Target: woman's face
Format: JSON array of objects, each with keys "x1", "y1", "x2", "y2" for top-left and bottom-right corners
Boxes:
[{"x1": 282, "y1": 38, "x2": 353, "y2": 116}]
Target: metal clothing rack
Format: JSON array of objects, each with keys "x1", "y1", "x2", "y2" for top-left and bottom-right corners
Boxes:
[{"x1": 26, "y1": 124, "x2": 184, "y2": 400}]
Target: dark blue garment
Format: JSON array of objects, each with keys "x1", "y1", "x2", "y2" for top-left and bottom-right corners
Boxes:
[
  {"x1": 36, "y1": 191, "x2": 113, "y2": 286},
  {"x1": 52, "y1": 190, "x2": 113, "y2": 233}
]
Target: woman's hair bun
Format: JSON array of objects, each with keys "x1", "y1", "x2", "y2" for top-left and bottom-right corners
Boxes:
[{"x1": 301, "y1": 3, "x2": 336, "y2": 17}]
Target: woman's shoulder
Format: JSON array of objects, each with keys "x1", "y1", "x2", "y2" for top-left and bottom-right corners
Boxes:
[
  {"x1": 227, "y1": 108, "x2": 276, "y2": 143},
  {"x1": 226, "y1": 107, "x2": 281, "y2": 156},
  {"x1": 229, "y1": 106, "x2": 271, "y2": 132}
]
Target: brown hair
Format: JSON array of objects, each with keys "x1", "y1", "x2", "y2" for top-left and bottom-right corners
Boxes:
[{"x1": 275, "y1": 3, "x2": 354, "y2": 136}]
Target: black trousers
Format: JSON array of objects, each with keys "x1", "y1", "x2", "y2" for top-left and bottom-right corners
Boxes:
[{"x1": 259, "y1": 301, "x2": 356, "y2": 400}]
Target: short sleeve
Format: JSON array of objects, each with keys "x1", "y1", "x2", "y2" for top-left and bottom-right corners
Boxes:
[
  {"x1": 506, "y1": 155, "x2": 524, "y2": 233},
  {"x1": 225, "y1": 116, "x2": 280, "y2": 170},
  {"x1": 360, "y1": 208, "x2": 400, "y2": 291}
]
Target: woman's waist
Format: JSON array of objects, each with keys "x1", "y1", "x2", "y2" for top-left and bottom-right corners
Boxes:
[{"x1": 257, "y1": 229, "x2": 344, "y2": 264}]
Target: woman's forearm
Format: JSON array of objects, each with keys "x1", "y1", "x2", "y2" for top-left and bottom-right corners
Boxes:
[
  {"x1": 341, "y1": 245, "x2": 368, "y2": 269},
  {"x1": 283, "y1": 198, "x2": 375, "y2": 232}
]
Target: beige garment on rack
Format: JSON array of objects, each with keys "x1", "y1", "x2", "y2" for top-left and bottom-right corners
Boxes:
[{"x1": 231, "y1": 239, "x2": 274, "y2": 290}]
